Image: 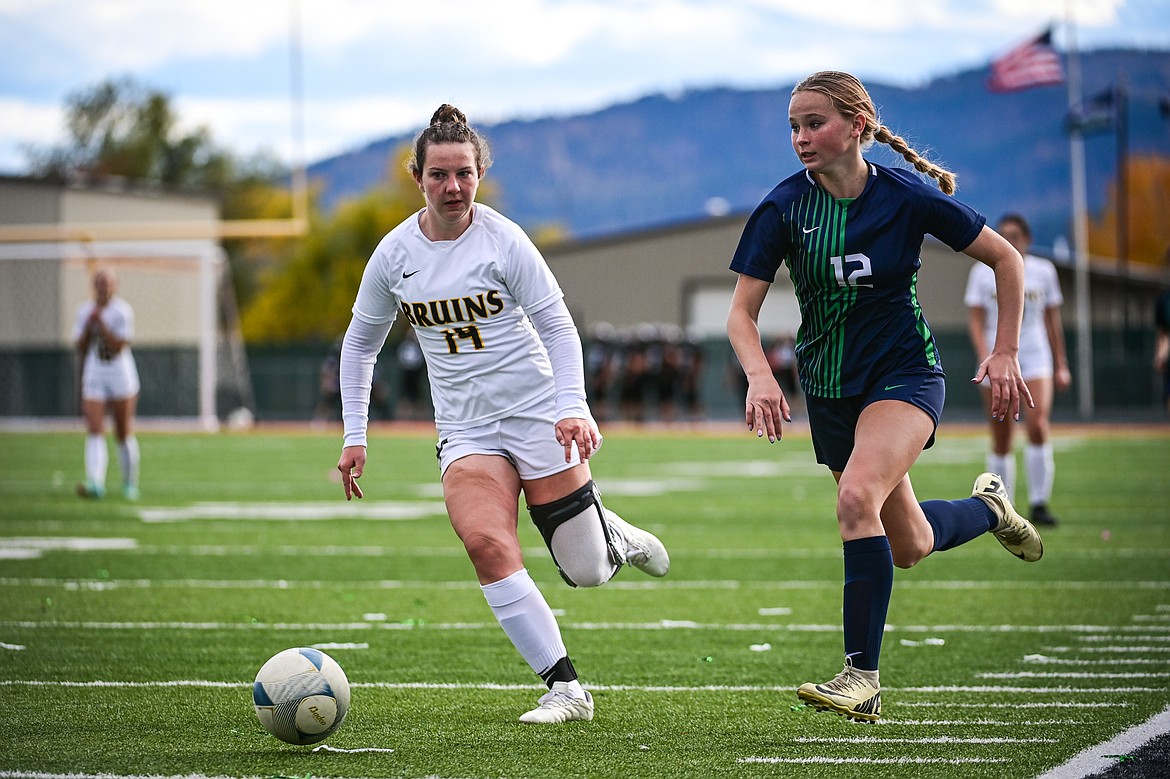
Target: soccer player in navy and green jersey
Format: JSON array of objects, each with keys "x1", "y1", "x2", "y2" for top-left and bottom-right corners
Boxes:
[
  {"x1": 727, "y1": 71, "x2": 1045, "y2": 723},
  {"x1": 732, "y1": 163, "x2": 983, "y2": 399}
]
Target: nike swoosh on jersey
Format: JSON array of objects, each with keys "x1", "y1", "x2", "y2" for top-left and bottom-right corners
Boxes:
[
  {"x1": 402, "y1": 270, "x2": 421, "y2": 278},
  {"x1": 802, "y1": 226, "x2": 820, "y2": 234}
]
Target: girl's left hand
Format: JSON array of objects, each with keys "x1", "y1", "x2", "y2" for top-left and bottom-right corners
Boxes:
[{"x1": 973, "y1": 351, "x2": 1033, "y2": 421}]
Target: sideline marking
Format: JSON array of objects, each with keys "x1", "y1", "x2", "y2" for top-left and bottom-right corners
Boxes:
[{"x1": 1034, "y1": 703, "x2": 1170, "y2": 779}]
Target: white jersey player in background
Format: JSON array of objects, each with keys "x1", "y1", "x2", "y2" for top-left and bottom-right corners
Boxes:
[
  {"x1": 73, "y1": 267, "x2": 141, "y2": 500},
  {"x1": 336, "y1": 104, "x2": 669, "y2": 724},
  {"x1": 965, "y1": 213, "x2": 1071, "y2": 526}
]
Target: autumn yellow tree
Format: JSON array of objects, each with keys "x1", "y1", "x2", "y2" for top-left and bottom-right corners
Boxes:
[
  {"x1": 239, "y1": 147, "x2": 498, "y2": 343},
  {"x1": 1088, "y1": 153, "x2": 1170, "y2": 268}
]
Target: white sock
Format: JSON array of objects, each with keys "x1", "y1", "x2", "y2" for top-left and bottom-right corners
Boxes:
[
  {"x1": 1025, "y1": 443, "x2": 1054, "y2": 507},
  {"x1": 85, "y1": 435, "x2": 108, "y2": 488},
  {"x1": 986, "y1": 451, "x2": 1016, "y2": 503},
  {"x1": 481, "y1": 569, "x2": 569, "y2": 682},
  {"x1": 117, "y1": 435, "x2": 139, "y2": 488}
]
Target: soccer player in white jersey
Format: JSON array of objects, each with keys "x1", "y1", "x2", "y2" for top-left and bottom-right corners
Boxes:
[
  {"x1": 73, "y1": 268, "x2": 141, "y2": 500},
  {"x1": 335, "y1": 104, "x2": 669, "y2": 724},
  {"x1": 966, "y1": 214, "x2": 1071, "y2": 525}
]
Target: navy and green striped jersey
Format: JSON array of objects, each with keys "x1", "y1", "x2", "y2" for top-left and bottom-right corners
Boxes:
[{"x1": 730, "y1": 163, "x2": 985, "y2": 398}]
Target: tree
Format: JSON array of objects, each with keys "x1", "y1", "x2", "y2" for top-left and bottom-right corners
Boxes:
[
  {"x1": 1088, "y1": 153, "x2": 1170, "y2": 267},
  {"x1": 26, "y1": 77, "x2": 236, "y2": 188},
  {"x1": 25, "y1": 76, "x2": 296, "y2": 310},
  {"x1": 240, "y1": 147, "x2": 498, "y2": 344}
]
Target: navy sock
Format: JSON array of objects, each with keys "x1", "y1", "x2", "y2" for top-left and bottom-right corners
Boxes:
[
  {"x1": 922, "y1": 497, "x2": 996, "y2": 552},
  {"x1": 842, "y1": 535, "x2": 893, "y2": 672}
]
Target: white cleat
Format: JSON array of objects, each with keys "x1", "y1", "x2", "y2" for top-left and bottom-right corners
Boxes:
[
  {"x1": 605, "y1": 510, "x2": 669, "y2": 577},
  {"x1": 518, "y1": 681, "x2": 595, "y2": 724},
  {"x1": 797, "y1": 660, "x2": 882, "y2": 723},
  {"x1": 972, "y1": 472, "x2": 1044, "y2": 562}
]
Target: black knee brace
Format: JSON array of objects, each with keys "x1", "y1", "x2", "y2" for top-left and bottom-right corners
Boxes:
[{"x1": 528, "y1": 480, "x2": 620, "y2": 587}]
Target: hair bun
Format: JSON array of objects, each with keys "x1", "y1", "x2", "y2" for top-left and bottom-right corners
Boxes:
[{"x1": 431, "y1": 104, "x2": 467, "y2": 126}]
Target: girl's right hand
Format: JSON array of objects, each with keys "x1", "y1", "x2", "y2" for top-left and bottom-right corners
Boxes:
[
  {"x1": 337, "y1": 445, "x2": 366, "y2": 500},
  {"x1": 744, "y1": 373, "x2": 790, "y2": 443}
]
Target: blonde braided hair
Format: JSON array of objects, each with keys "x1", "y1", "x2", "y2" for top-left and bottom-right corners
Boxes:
[{"x1": 793, "y1": 71, "x2": 956, "y2": 195}]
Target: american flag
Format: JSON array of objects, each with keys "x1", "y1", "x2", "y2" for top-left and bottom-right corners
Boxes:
[{"x1": 986, "y1": 29, "x2": 1065, "y2": 92}]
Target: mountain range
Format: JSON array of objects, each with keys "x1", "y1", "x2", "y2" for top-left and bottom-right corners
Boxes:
[{"x1": 307, "y1": 49, "x2": 1170, "y2": 251}]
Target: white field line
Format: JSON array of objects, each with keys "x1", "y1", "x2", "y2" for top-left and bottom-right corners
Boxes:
[
  {"x1": 1034, "y1": 703, "x2": 1170, "y2": 779},
  {"x1": 1023, "y1": 656, "x2": 1169, "y2": 665},
  {"x1": 1079, "y1": 634, "x2": 1170, "y2": 642},
  {"x1": 0, "y1": 773, "x2": 398, "y2": 779},
  {"x1": 1045, "y1": 646, "x2": 1170, "y2": 652},
  {"x1": 879, "y1": 719, "x2": 1083, "y2": 726},
  {"x1": 4, "y1": 619, "x2": 1170, "y2": 634},
  {"x1": 0, "y1": 577, "x2": 758, "y2": 592},
  {"x1": 980, "y1": 672, "x2": 1170, "y2": 679},
  {"x1": 2, "y1": 680, "x2": 1166, "y2": 695},
  {"x1": 137, "y1": 501, "x2": 445, "y2": 522},
  {"x1": 901, "y1": 686, "x2": 1165, "y2": 693},
  {"x1": 6, "y1": 575, "x2": 1170, "y2": 593},
  {"x1": 794, "y1": 736, "x2": 1059, "y2": 744},
  {"x1": 739, "y1": 757, "x2": 1010, "y2": 765},
  {"x1": 900, "y1": 701, "x2": 1128, "y2": 708},
  {"x1": 1, "y1": 532, "x2": 1167, "y2": 566}
]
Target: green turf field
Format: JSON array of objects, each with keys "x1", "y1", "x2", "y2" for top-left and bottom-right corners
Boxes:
[{"x1": 1, "y1": 425, "x2": 1168, "y2": 779}]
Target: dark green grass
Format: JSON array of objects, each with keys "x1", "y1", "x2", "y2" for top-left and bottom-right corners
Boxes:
[{"x1": 1, "y1": 425, "x2": 1168, "y2": 778}]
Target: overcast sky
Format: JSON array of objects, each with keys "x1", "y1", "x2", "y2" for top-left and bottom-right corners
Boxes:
[{"x1": 1, "y1": 0, "x2": 1167, "y2": 174}]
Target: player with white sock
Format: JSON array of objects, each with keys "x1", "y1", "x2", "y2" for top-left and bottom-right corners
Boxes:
[
  {"x1": 966, "y1": 213, "x2": 1071, "y2": 525},
  {"x1": 73, "y1": 268, "x2": 141, "y2": 501},
  {"x1": 336, "y1": 105, "x2": 669, "y2": 724}
]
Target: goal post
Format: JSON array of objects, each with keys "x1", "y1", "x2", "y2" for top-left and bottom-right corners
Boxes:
[{"x1": 0, "y1": 237, "x2": 254, "y2": 430}]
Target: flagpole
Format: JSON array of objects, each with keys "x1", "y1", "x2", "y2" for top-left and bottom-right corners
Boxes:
[{"x1": 1066, "y1": 0, "x2": 1095, "y2": 419}]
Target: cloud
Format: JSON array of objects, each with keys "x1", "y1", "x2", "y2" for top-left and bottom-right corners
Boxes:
[{"x1": 0, "y1": 0, "x2": 1165, "y2": 174}]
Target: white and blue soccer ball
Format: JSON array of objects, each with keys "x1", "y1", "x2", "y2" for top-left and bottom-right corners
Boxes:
[{"x1": 252, "y1": 647, "x2": 351, "y2": 745}]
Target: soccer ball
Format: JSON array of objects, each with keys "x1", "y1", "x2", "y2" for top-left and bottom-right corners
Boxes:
[{"x1": 252, "y1": 647, "x2": 351, "y2": 745}]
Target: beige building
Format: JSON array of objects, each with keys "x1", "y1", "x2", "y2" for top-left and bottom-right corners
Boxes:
[
  {"x1": 0, "y1": 176, "x2": 226, "y2": 426},
  {"x1": 545, "y1": 212, "x2": 1170, "y2": 417},
  {"x1": 545, "y1": 212, "x2": 991, "y2": 337}
]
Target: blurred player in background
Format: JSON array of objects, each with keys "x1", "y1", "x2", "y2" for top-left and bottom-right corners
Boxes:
[
  {"x1": 335, "y1": 104, "x2": 668, "y2": 724},
  {"x1": 74, "y1": 267, "x2": 140, "y2": 500},
  {"x1": 727, "y1": 71, "x2": 1044, "y2": 722},
  {"x1": 1155, "y1": 288, "x2": 1170, "y2": 416},
  {"x1": 966, "y1": 213, "x2": 1071, "y2": 525}
]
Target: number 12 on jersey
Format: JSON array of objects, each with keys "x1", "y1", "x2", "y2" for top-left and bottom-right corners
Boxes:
[{"x1": 830, "y1": 253, "x2": 874, "y2": 288}]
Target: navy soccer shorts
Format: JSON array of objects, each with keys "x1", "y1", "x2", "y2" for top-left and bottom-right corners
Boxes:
[{"x1": 805, "y1": 370, "x2": 946, "y2": 473}]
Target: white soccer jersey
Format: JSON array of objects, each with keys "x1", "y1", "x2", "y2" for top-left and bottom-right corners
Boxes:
[
  {"x1": 73, "y1": 296, "x2": 140, "y2": 400},
  {"x1": 964, "y1": 255, "x2": 1064, "y2": 379},
  {"x1": 350, "y1": 204, "x2": 565, "y2": 428}
]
